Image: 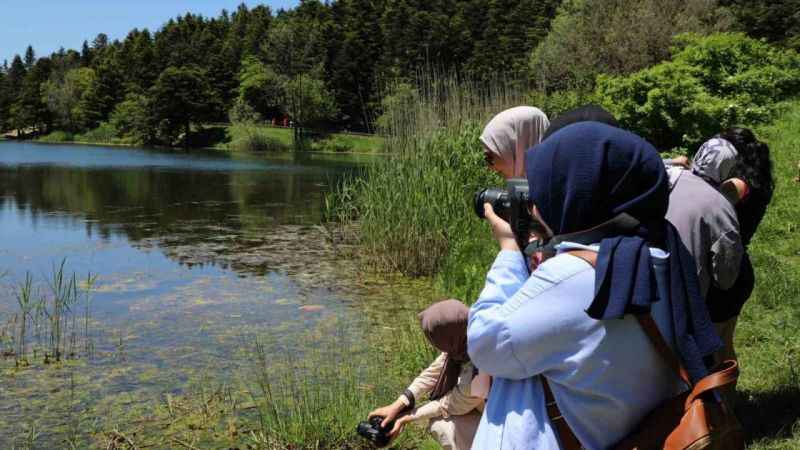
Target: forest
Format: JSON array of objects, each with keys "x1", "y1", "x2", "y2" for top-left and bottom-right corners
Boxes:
[{"x1": 0, "y1": 0, "x2": 796, "y2": 148}]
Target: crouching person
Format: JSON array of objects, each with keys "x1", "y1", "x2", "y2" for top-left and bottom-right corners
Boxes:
[
  {"x1": 468, "y1": 122, "x2": 722, "y2": 449},
  {"x1": 368, "y1": 299, "x2": 488, "y2": 450}
]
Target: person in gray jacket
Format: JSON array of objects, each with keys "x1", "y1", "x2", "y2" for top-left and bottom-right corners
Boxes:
[{"x1": 665, "y1": 151, "x2": 743, "y2": 300}]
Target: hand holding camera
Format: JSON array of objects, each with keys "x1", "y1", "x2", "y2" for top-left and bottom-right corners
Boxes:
[{"x1": 358, "y1": 399, "x2": 412, "y2": 447}]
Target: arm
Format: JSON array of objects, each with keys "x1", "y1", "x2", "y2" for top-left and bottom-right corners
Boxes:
[
  {"x1": 404, "y1": 352, "x2": 446, "y2": 402},
  {"x1": 369, "y1": 353, "x2": 446, "y2": 428},
  {"x1": 469, "y1": 253, "x2": 593, "y2": 380},
  {"x1": 711, "y1": 229, "x2": 744, "y2": 290}
]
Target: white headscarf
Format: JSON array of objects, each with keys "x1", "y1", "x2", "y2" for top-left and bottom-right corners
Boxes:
[
  {"x1": 480, "y1": 106, "x2": 549, "y2": 178},
  {"x1": 692, "y1": 138, "x2": 739, "y2": 185}
]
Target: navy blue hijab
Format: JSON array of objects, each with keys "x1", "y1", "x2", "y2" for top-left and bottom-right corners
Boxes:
[{"x1": 525, "y1": 122, "x2": 721, "y2": 383}]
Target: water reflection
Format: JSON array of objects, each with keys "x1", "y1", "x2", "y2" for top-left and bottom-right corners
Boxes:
[
  {"x1": 0, "y1": 142, "x2": 390, "y2": 443},
  {"x1": 0, "y1": 142, "x2": 363, "y2": 276}
]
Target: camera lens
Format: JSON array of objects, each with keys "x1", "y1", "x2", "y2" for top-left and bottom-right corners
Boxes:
[{"x1": 474, "y1": 188, "x2": 510, "y2": 219}]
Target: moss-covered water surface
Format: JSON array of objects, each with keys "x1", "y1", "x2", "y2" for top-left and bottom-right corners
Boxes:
[{"x1": 0, "y1": 142, "x2": 439, "y2": 448}]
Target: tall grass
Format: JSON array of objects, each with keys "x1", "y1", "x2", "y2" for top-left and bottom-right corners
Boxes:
[
  {"x1": 1, "y1": 261, "x2": 96, "y2": 366},
  {"x1": 327, "y1": 73, "x2": 524, "y2": 300}
]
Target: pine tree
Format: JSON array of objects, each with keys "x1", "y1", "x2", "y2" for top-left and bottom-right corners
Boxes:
[
  {"x1": 23, "y1": 45, "x2": 36, "y2": 69},
  {"x1": 80, "y1": 58, "x2": 124, "y2": 127}
]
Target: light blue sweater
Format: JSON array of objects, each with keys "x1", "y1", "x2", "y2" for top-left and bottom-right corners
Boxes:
[{"x1": 468, "y1": 246, "x2": 686, "y2": 450}]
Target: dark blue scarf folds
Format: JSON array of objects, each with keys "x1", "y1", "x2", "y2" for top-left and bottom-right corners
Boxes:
[{"x1": 525, "y1": 122, "x2": 721, "y2": 383}]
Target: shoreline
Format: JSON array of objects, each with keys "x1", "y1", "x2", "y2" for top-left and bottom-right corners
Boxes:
[{"x1": 3, "y1": 136, "x2": 389, "y2": 157}]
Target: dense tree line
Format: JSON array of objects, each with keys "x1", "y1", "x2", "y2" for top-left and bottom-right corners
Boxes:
[
  {"x1": 0, "y1": 0, "x2": 560, "y2": 144},
  {"x1": 0, "y1": 0, "x2": 796, "y2": 145}
]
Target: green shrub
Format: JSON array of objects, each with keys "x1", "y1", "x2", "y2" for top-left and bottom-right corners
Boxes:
[
  {"x1": 526, "y1": 89, "x2": 596, "y2": 119},
  {"x1": 229, "y1": 124, "x2": 289, "y2": 152},
  {"x1": 596, "y1": 33, "x2": 800, "y2": 150},
  {"x1": 313, "y1": 136, "x2": 350, "y2": 153},
  {"x1": 38, "y1": 131, "x2": 75, "y2": 143},
  {"x1": 73, "y1": 122, "x2": 119, "y2": 144},
  {"x1": 109, "y1": 93, "x2": 155, "y2": 145}
]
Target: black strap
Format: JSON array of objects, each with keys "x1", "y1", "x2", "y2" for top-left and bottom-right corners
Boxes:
[{"x1": 523, "y1": 213, "x2": 641, "y2": 258}]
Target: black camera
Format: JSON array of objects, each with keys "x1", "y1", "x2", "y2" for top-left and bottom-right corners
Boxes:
[
  {"x1": 356, "y1": 416, "x2": 395, "y2": 447},
  {"x1": 474, "y1": 178, "x2": 534, "y2": 249}
]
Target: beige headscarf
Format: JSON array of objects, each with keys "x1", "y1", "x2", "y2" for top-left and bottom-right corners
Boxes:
[{"x1": 480, "y1": 106, "x2": 549, "y2": 177}]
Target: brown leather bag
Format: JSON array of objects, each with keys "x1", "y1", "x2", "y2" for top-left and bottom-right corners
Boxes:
[{"x1": 547, "y1": 251, "x2": 745, "y2": 450}]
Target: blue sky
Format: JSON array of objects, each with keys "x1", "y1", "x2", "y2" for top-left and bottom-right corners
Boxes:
[{"x1": 1, "y1": 1, "x2": 299, "y2": 64}]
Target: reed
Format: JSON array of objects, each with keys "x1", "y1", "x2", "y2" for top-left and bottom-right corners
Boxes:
[
  {"x1": 2, "y1": 261, "x2": 95, "y2": 365},
  {"x1": 326, "y1": 72, "x2": 523, "y2": 300}
]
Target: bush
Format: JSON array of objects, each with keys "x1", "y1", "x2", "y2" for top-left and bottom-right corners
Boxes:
[
  {"x1": 229, "y1": 124, "x2": 288, "y2": 152},
  {"x1": 73, "y1": 122, "x2": 119, "y2": 144},
  {"x1": 109, "y1": 93, "x2": 155, "y2": 145},
  {"x1": 38, "y1": 131, "x2": 75, "y2": 143},
  {"x1": 312, "y1": 136, "x2": 350, "y2": 153},
  {"x1": 530, "y1": 0, "x2": 734, "y2": 92},
  {"x1": 596, "y1": 33, "x2": 800, "y2": 150}
]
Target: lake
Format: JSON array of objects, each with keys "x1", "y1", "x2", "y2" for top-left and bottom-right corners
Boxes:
[{"x1": 0, "y1": 141, "x2": 433, "y2": 446}]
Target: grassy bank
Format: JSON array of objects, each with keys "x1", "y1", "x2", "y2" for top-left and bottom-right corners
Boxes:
[
  {"x1": 35, "y1": 123, "x2": 384, "y2": 154},
  {"x1": 731, "y1": 103, "x2": 800, "y2": 449},
  {"x1": 214, "y1": 124, "x2": 384, "y2": 154}
]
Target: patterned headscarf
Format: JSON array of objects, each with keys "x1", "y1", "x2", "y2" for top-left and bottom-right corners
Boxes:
[{"x1": 692, "y1": 138, "x2": 739, "y2": 185}]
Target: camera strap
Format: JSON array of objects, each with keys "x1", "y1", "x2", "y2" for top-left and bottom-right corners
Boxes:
[{"x1": 523, "y1": 213, "x2": 641, "y2": 258}]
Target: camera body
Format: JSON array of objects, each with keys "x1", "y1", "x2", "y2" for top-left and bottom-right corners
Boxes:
[
  {"x1": 474, "y1": 178, "x2": 533, "y2": 249},
  {"x1": 356, "y1": 415, "x2": 394, "y2": 447}
]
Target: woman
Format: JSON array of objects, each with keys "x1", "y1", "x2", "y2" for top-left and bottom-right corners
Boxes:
[
  {"x1": 698, "y1": 128, "x2": 774, "y2": 367},
  {"x1": 480, "y1": 106, "x2": 549, "y2": 179},
  {"x1": 468, "y1": 122, "x2": 721, "y2": 449},
  {"x1": 368, "y1": 300, "x2": 486, "y2": 450}
]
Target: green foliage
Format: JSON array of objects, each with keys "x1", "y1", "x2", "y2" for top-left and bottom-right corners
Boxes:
[
  {"x1": 375, "y1": 82, "x2": 419, "y2": 135},
  {"x1": 150, "y1": 66, "x2": 220, "y2": 146},
  {"x1": 37, "y1": 130, "x2": 75, "y2": 143},
  {"x1": 285, "y1": 72, "x2": 337, "y2": 128},
  {"x1": 596, "y1": 33, "x2": 800, "y2": 149},
  {"x1": 109, "y1": 93, "x2": 155, "y2": 145},
  {"x1": 530, "y1": 0, "x2": 735, "y2": 92},
  {"x1": 74, "y1": 122, "x2": 120, "y2": 144},
  {"x1": 237, "y1": 56, "x2": 285, "y2": 118},
  {"x1": 41, "y1": 67, "x2": 96, "y2": 132},
  {"x1": 312, "y1": 135, "x2": 350, "y2": 153},
  {"x1": 329, "y1": 75, "x2": 521, "y2": 278},
  {"x1": 228, "y1": 97, "x2": 263, "y2": 124},
  {"x1": 80, "y1": 60, "x2": 124, "y2": 129},
  {"x1": 227, "y1": 124, "x2": 289, "y2": 152},
  {"x1": 721, "y1": 0, "x2": 800, "y2": 50}
]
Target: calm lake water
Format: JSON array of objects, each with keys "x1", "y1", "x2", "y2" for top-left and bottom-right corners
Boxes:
[{"x1": 0, "y1": 141, "x2": 432, "y2": 444}]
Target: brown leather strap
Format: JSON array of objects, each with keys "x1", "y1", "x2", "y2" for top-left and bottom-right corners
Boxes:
[
  {"x1": 685, "y1": 360, "x2": 739, "y2": 410},
  {"x1": 634, "y1": 314, "x2": 692, "y2": 386},
  {"x1": 542, "y1": 378, "x2": 584, "y2": 450}
]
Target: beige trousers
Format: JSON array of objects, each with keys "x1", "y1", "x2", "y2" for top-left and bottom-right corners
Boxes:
[{"x1": 427, "y1": 410, "x2": 482, "y2": 450}]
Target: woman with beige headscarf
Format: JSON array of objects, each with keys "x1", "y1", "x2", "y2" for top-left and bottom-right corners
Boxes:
[
  {"x1": 480, "y1": 106, "x2": 549, "y2": 179},
  {"x1": 368, "y1": 300, "x2": 488, "y2": 450}
]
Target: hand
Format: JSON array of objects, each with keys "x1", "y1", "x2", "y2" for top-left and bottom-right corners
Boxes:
[
  {"x1": 670, "y1": 156, "x2": 690, "y2": 169},
  {"x1": 368, "y1": 400, "x2": 406, "y2": 428},
  {"x1": 389, "y1": 414, "x2": 413, "y2": 438},
  {"x1": 484, "y1": 203, "x2": 519, "y2": 251}
]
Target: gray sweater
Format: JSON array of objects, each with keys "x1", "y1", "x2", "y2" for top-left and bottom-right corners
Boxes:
[{"x1": 665, "y1": 168, "x2": 743, "y2": 298}]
